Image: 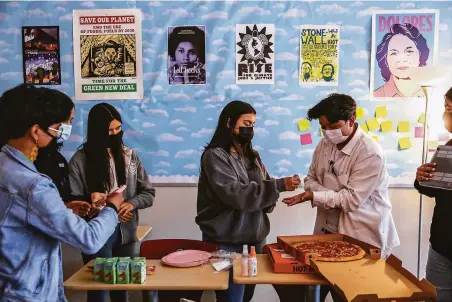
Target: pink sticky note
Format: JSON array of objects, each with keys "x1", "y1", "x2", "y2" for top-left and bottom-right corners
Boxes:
[
  {"x1": 439, "y1": 133, "x2": 450, "y2": 141},
  {"x1": 300, "y1": 133, "x2": 312, "y2": 145},
  {"x1": 415, "y1": 127, "x2": 424, "y2": 138}
]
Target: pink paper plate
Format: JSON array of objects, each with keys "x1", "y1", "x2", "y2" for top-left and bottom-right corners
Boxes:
[
  {"x1": 161, "y1": 258, "x2": 209, "y2": 268},
  {"x1": 162, "y1": 250, "x2": 211, "y2": 267}
]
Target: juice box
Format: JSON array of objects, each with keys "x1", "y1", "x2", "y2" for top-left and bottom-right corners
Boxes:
[
  {"x1": 104, "y1": 260, "x2": 116, "y2": 284},
  {"x1": 93, "y1": 258, "x2": 107, "y2": 281},
  {"x1": 130, "y1": 260, "x2": 146, "y2": 284},
  {"x1": 134, "y1": 257, "x2": 146, "y2": 263},
  {"x1": 109, "y1": 257, "x2": 119, "y2": 262},
  {"x1": 118, "y1": 257, "x2": 131, "y2": 262},
  {"x1": 116, "y1": 261, "x2": 130, "y2": 284}
]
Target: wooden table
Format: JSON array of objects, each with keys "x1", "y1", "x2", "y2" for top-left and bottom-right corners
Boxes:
[
  {"x1": 64, "y1": 259, "x2": 229, "y2": 291},
  {"x1": 233, "y1": 254, "x2": 328, "y2": 302},
  {"x1": 136, "y1": 225, "x2": 152, "y2": 241}
]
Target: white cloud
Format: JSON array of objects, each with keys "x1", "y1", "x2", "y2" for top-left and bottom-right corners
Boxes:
[
  {"x1": 199, "y1": 5, "x2": 209, "y2": 11},
  {"x1": 316, "y1": 3, "x2": 350, "y2": 14},
  {"x1": 144, "y1": 27, "x2": 164, "y2": 35},
  {"x1": 149, "y1": 175, "x2": 198, "y2": 183},
  {"x1": 217, "y1": 70, "x2": 234, "y2": 79},
  {"x1": 317, "y1": 89, "x2": 338, "y2": 98},
  {"x1": 170, "y1": 119, "x2": 186, "y2": 126},
  {"x1": 253, "y1": 145, "x2": 263, "y2": 151},
  {"x1": 149, "y1": 150, "x2": 170, "y2": 157},
  {"x1": 142, "y1": 122, "x2": 156, "y2": 128},
  {"x1": 212, "y1": 39, "x2": 226, "y2": 46},
  {"x1": 7, "y1": 2, "x2": 20, "y2": 7},
  {"x1": 339, "y1": 39, "x2": 352, "y2": 47},
  {"x1": 440, "y1": 49, "x2": 452, "y2": 58},
  {"x1": 296, "y1": 149, "x2": 315, "y2": 158},
  {"x1": 164, "y1": 92, "x2": 190, "y2": 101},
  {"x1": 218, "y1": 47, "x2": 230, "y2": 53},
  {"x1": 142, "y1": 13, "x2": 153, "y2": 20},
  {"x1": 342, "y1": 25, "x2": 365, "y2": 34},
  {"x1": 277, "y1": 52, "x2": 298, "y2": 61},
  {"x1": 58, "y1": 30, "x2": 69, "y2": 39},
  {"x1": 14, "y1": 54, "x2": 21, "y2": 60},
  {"x1": 154, "y1": 161, "x2": 170, "y2": 168},
  {"x1": 280, "y1": 94, "x2": 305, "y2": 101},
  {"x1": 350, "y1": 88, "x2": 365, "y2": 94},
  {"x1": 269, "y1": 149, "x2": 291, "y2": 155},
  {"x1": 238, "y1": 6, "x2": 270, "y2": 16},
  {"x1": 175, "y1": 107, "x2": 196, "y2": 113},
  {"x1": 206, "y1": 53, "x2": 225, "y2": 62},
  {"x1": 254, "y1": 127, "x2": 269, "y2": 136},
  {"x1": 348, "y1": 79, "x2": 367, "y2": 86},
  {"x1": 280, "y1": 131, "x2": 300, "y2": 140},
  {"x1": 184, "y1": 164, "x2": 198, "y2": 170},
  {"x1": 24, "y1": 8, "x2": 50, "y2": 17},
  {"x1": 204, "y1": 95, "x2": 225, "y2": 103},
  {"x1": 241, "y1": 91, "x2": 269, "y2": 100},
  {"x1": 353, "y1": 51, "x2": 369, "y2": 59},
  {"x1": 276, "y1": 81, "x2": 289, "y2": 88},
  {"x1": 191, "y1": 128, "x2": 214, "y2": 138},
  {"x1": 144, "y1": 48, "x2": 156, "y2": 54},
  {"x1": 157, "y1": 133, "x2": 183, "y2": 142},
  {"x1": 204, "y1": 104, "x2": 221, "y2": 109},
  {"x1": 144, "y1": 71, "x2": 165, "y2": 80},
  {"x1": 277, "y1": 159, "x2": 292, "y2": 166},
  {"x1": 0, "y1": 28, "x2": 20, "y2": 35},
  {"x1": 216, "y1": 25, "x2": 235, "y2": 32},
  {"x1": 151, "y1": 85, "x2": 163, "y2": 92},
  {"x1": 288, "y1": 37, "x2": 299, "y2": 45},
  {"x1": 175, "y1": 149, "x2": 200, "y2": 158},
  {"x1": 357, "y1": 6, "x2": 381, "y2": 17},
  {"x1": 55, "y1": 6, "x2": 66, "y2": 12},
  {"x1": 264, "y1": 120, "x2": 279, "y2": 126},
  {"x1": 146, "y1": 109, "x2": 169, "y2": 117},
  {"x1": 195, "y1": 90, "x2": 209, "y2": 97},
  {"x1": 125, "y1": 129, "x2": 145, "y2": 137},
  {"x1": 292, "y1": 70, "x2": 298, "y2": 79},
  {"x1": 278, "y1": 8, "x2": 307, "y2": 19},
  {"x1": 164, "y1": 8, "x2": 193, "y2": 17},
  {"x1": 0, "y1": 72, "x2": 21, "y2": 80},
  {"x1": 398, "y1": 2, "x2": 415, "y2": 8},
  {"x1": 59, "y1": 14, "x2": 72, "y2": 21},
  {"x1": 69, "y1": 134, "x2": 84, "y2": 143},
  {"x1": 266, "y1": 106, "x2": 292, "y2": 116},
  {"x1": 81, "y1": 1, "x2": 95, "y2": 7},
  {"x1": 253, "y1": 103, "x2": 264, "y2": 108},
  {"x1": 439, "y1": 23, "x2": 449, "y2": 31},
  {"x1": 176, "y1": 127, "x2": 190, "y2": 132},
  {"x1": 148, "y1": 1, "x2": 161, "y2": 6},
  {"x1": 271, "y1": 89, "x2": 285, "y2": 95},
  {"x1": 343, "y1": 68, "x2": 366, "y2": 76},
  {"x1": 224, "y1": 84, "x2": 241, "y2": 91},
  {"x1": 0, "y1": 41, "x2": 7, "y2": 48},
  {"x1": 201, "y1": 11, "x2": 228, "y2": 20},
  {"x1": 277, "y1": 167, "x2": 289, "y2": 173},
  {"x1": 275, "y1": 69, "x2": 288, "y2": 77},
  {"x1": 386, "y1": 163, "x2": 400, "y2": 169},
  {"x1": 62, "y1": 55, "x2": 73, "y2": 63},
  {"x1": 276, "y1": 28, "x2": 288, "y2": 36},
  {"x1": 157, "y1": 52, "x2": 167, "y2": 60},
  {"x1": 351, "y1": 1, "x2": 364, "y2": 7},
  {"x1": 154, "y1": 169, "x2": 168, "y2": 175},
  {"x1": 273, "y1": 3, "x2": 285, "y2": 9}
]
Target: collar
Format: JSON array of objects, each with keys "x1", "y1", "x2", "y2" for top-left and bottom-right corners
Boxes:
[
  {"x1": 2, "y1": 144, "x2": 38, "y2": 173},
  {"x1": 384, "y1": 76, "x2": 424, "y2": 98},
  {"x1": 339, "y1": 124, "x2": 363, "y2": 156}
]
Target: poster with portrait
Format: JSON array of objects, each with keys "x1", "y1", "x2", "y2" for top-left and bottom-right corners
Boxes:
[
  {"x1": 236, "y1": 24, "x2": 275, "y2": 85},
  {"x1": 299, "y1": 25, "x2": 340, "y2": 86},
  {"x1": 73, "y1": 9, "x2": 143, "y2": 100},
  {"x1": 22, "y1": 26, "x2": 61, "y2": 85},
  {"x1": 370, "y1": 9, "x2": 439, "y2": 100},
  {"x1": 167, "y1": 26, "x2": 206, "y2": 85}
]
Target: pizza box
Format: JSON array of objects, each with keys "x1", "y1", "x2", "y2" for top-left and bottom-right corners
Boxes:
[
  {"x1": 277, "y1": 235, "x2": 436, "y2": 301},
  {"x1": 263, "y1": 243, "x2": 315, "y2": 274}
]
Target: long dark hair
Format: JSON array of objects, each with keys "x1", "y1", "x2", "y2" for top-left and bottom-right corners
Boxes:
[
  {"x1": 202, "y1": 100, "x2": 259, "y2": 169},
  {"x1": 82, "y1": 103, "x2": 126, "y2": 193},
  {"x1": 0, "y1": 84, "x2": 73, "y2": 148}
]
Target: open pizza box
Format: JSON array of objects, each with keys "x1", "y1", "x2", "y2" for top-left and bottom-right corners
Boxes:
[
  {"x1": 277, "y1": 235, "x2": 436, "y2": 301},
  {"x1": 263, "y1": 243, "x2": 315, "y2": 274}
]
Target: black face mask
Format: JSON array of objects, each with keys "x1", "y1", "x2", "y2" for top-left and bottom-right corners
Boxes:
[
  {"x1": 237, "y1": 127, "x2": 254, "y2": 144},
  {"x1": 108, "y1": 131, "x2": 124, "y2": 148}
]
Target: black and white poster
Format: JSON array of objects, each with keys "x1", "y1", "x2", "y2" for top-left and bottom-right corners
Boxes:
[
  {"x1": 236, "y1": 24, "x2": 274, "y2": 85},
  {"x1": 167, "y1": 26, "x2": 206, "y2": 85}
]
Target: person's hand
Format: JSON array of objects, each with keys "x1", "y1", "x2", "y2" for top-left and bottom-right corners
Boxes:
[
  {"x1": 118, "y1": 202, "x2": 134, "y2": 223},
  {"x1": 66, "y1": 201, "x2": 91, "y2": 217},
  {"x1": 91, "y1": 192, "x2": 107, "y2": 209},
  {"x1": 106, "y1": 191, "x2": 125, "y2": 212},
  {"x1": 282, "y1": 192, "x2": 313, "y2": 206},
  {"x1": 284, "y1": 175, "x2": 301, "y2": 191},
  {"x1": 416, "y1": 163, "x2": 437, "y2": 182}
]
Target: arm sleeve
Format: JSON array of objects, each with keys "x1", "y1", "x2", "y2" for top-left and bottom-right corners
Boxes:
[{"x1": 128, "y1": 153, "x2": 156, "y2": 210}]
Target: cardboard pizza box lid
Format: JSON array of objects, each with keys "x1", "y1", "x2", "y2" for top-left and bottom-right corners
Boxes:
[{"x1": 264, "y1": 243, "x2": 316, "y2": 274}]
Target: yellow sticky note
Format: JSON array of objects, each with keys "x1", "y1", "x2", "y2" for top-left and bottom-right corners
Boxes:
[
  {"x1": 320, "y1": 128, "x2": 323, "y2": 137},
  {"x1": 360, "y1": 123, "x2": 368, "y2": 133},
  {"x1": 375, "y1": 106, "x2": 388, "y2": 118},
  {"x1": 398, "y1": 121, "x2": 410, "y2": 133},
  {"x1": 372, "y1": 135, "x2": 379, "y2": 142},
  {"x1": 366, "y1": 118, "x2": 379, "y2": 131},
  {"x1": 419, "y1": 113, "x2": 426, "y2": 124},
  {"x1": 398, "y1": 137, "x2": 412, "y2": 150},
  {"x1": 381, "y1": 121, "x2": 393, "y2": 132},
  {"x1": 356, "y1": 107, "x2": 365, "y2": 119},
  {"x1": 297, "y1": 119, "x2": 310, "y2": 131}
]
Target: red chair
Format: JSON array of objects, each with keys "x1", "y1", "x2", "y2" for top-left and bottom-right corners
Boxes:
[{"x1": 140, "y1": 239, "x2": 218, "y2": 302}]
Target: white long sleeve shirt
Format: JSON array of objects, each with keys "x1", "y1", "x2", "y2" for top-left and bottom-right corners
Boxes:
[{"x1": 305, "y1": 125, "x2": 400, "y2": 256}]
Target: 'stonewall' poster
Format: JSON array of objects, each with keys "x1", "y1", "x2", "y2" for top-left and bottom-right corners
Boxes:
[
  {"x1": 73, "y1": 9, "x2": 143, "y2": 100},
  {"x1": 299, "y1": 25, "x2": 340, "y2": 86},
  {"x1": 236, "y1": 24, "x2": 275, "y2": 85},
  {"x1": 371, "y1": 9, "x2": 439, "y2": 100}
]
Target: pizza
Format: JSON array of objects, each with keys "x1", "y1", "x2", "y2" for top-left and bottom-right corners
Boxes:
[{"x1": 295, "y1": 240, "x2": 366, "y2": 262}]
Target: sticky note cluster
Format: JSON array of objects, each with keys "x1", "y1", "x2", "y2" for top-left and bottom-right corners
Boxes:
[
  {"x1": 381, "y1": 121, "x2": 393, "y2": 132},
  {"x1": 397, "y1": 121, "x2": 410, "y2": 133},
  {"x1": 398, "y1": 137, "x2": 412, "y2": 150},
  {"x1": 375, "y1": 106, "x2": 387, "y2": 118},
  {"x1": 297, "y1": 119, "x2": 310, "y2": 131},
  {"x1": 366, "y1": 118, "x2": 379, "y2": 131},
  {"x1": 356, "y1": 107, "x2": 365, "y2": 119}
]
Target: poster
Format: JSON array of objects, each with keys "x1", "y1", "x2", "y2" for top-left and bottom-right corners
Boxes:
[
  {"x1": 73, "y1": 9, "x2": 143, "y2": 100},
  {"x1": 236, "y1": 24, "x2": 274, "y2": 85},
  {"x1": 299, "y1": 25, "x2": 340, "y2": 86},
  {"x1": 370, "y1": 9, "x2": 439, "y2": 100},
  {"x1": 22, "y1": 26, "x2": 61, "y2": 85},
  {"x1": 167, "y1": 26, "x2": 206, "y2": 85}
]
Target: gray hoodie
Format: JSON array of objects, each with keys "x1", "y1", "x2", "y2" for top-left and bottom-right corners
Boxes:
[
  {"x1": 196, "y1": 147, "x2": 285, "y2": 245},
  {"x1": 69, "y1": 147, "x2": 155, "y2": 245}
]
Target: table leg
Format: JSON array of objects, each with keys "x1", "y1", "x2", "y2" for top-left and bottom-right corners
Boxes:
[{"x1": 304, "y1": 285, "x2": 321, "y2": 302}]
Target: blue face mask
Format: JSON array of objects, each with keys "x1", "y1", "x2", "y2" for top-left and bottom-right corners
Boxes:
[{"x1": 57, "y1": 124, "x2": 72, "y2": 143}]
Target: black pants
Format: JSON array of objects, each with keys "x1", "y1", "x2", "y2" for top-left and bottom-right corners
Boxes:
[{"x1": 273, "y1": 285, "x2": 344, "y2": 302}]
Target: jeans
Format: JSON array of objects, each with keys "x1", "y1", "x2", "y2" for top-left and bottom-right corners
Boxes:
[
  {"x1": 202, "y1": 234, "x2": 265, "y2": 302},
  {"x1": 82, "y1": 224, "x2": 136, "y2": 302},
  {"x1": 273, "y1": 285, "x2": 343, "y2": 302},
  {"x1": 426, "y1": 247, "x2": 452, "y2": 302}
]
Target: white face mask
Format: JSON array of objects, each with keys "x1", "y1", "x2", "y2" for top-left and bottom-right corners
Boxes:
[
  {"x1": 57, "y1": 124, "x2": 72, "y2": 143},
  {"x1": 323, "y1": 123, "x2": 349, "y2": 145}
]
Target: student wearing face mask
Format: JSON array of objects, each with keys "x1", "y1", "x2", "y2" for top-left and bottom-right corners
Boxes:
[
  {"x1": 69, "y1": 103, "x2": 155, "y2": 302},
  {"x1": 196, "y1": 100, "x2": 301, "y2": 302},
  {"x1": 282, "y1": 94, "x2": 399, "y2": 301}
]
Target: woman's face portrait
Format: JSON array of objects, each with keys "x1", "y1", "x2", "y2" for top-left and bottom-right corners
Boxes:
[
  {"x1": 386, "y1": 34, "x2": 420, "y2": 80},
  {"x1": 174, "y1": 41, "x2": 198, "y2": 65}
]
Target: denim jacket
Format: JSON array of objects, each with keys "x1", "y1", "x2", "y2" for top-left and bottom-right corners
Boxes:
[{"x1": 0, "y1": 145, "x2": 118, "y2": 302}]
